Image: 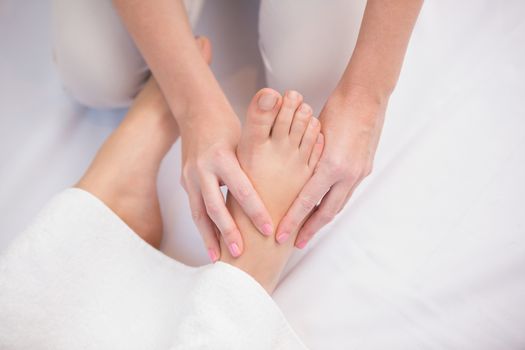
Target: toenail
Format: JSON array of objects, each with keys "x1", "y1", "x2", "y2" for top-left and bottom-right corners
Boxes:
[
  {"x1": 277, "y1": 232, "x2": 290, "y2": 244},
  {"x1": 287, "y1": 90, "x2": 300, "y2": 100},
  {"x1": 258, "y1": 93, "x2": 278, "y2": 111},
  {"x1": 299, "y1": 103, "x2": 312, "y2": 115},
  {"x1": 310, "y1": 117, "x2": 319, "y2": 127}
]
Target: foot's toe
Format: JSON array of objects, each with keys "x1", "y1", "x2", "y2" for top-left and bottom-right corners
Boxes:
[
  {"x1": 243, "y1": 88, "x2": 282, "y2": 143},
  {"x1": 272, "y1": 90, "x2": 303, "y2": 140},
  {"x1": 289, "y1": 103, "x2": 312, "y2": 146},
  {"x1": 299, "y1": 116, "x2": 321, "y2": 159}
]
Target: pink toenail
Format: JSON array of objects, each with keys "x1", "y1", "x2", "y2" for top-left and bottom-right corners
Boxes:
[
  {"x1": 277, "y1": 232, "x2": 290, "y2": 244},
  {"x1": 229, "y1": 243, "x2": 241, "y2": 257},
  {"x1": 258, "y1": 94, "x2": 278, "y2": 111}
]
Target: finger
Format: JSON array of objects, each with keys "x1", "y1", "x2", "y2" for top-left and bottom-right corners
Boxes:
[
  {"x1": 217, "y1": 158, "x2": 274, "y2": 236},
  {"x1": 308, "y1": 133, "x2": 324, "y2": 169},
  {"x1": 186, "y1": 184, "x2": 221, "y2": 262},
  {"x1": 294, "y1": 181, "x2": 350, "y2": 249},
  {"x1": 299, "y1": 117, "x2": 321, "y2": 157},
  {"x1": 338, "y1": 174, "x2": 367, "y2": 213},
  {"x1": 200, "y1": 175, "x2": 244, "y2": 258},
  {"x1": 275, "y1": 169, "x2": 332, "y2": 244}
]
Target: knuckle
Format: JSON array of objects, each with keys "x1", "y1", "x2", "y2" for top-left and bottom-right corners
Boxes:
[
  {"x1": 324, "y1": 157, "x2": 348, "y2": 179},
  {"x1": 206, "y1": 202, "x2": 221, "y2": 217},
  {"x1": 346, "y1": 168, "x2": 359, "y2": 182},
  {"x1": 298, "y1": 195, "x2": 317, "y2": 213},
  {"x1": 195, "y1": 158, "x2": 208, "y2": 173},
  {"x1": 211, "y1": 146, "x2": 232, "y2": 163},
  {"x1": 191, "y1": 208, "x2": 205, "y2": 222},
  {"x1": 181, "y1": 164, "x2": 193, "y2": 181},
  {"x1": 221, "y1": 226, "x2": 238, "y2": 241},
  {"x1": 234, "y1": 185, "x2": 252, "y2": 205}
]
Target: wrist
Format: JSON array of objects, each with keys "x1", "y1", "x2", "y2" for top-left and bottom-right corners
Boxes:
[
  {"x1": 322, "y1": 83, "x2": 388, "y2": 138},
  {"x1": 333, "y1": 81, "x2": 390, "y2": 109},
  {"x1": 173, "y1": 88, "x2": 241, "y2": 135}
]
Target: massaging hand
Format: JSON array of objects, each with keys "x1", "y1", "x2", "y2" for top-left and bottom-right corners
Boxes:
[
  {"x1": 276, "y1": 86, "x2": 386, "y2": 248},
  {"x1": 179, "y1": 101, "x2": 274, "y2": 260}
]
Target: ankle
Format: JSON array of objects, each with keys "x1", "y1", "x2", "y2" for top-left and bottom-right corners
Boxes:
[{"x1": 219, "y1": 195, "x2": 293, "y2": 294}]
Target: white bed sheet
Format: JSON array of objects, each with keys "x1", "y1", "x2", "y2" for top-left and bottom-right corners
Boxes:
[{"x1": 1, "y1": 1, "x2": 524, "y2": 349}]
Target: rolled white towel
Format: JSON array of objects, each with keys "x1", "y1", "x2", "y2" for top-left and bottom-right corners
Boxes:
[{"x1": 0, "y1": 188, "x2": 306, "y2": 350}]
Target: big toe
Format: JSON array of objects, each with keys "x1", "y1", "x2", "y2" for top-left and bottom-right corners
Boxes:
[{"x1": 243, "y1": 88, "x2": 282, "y2": 144}]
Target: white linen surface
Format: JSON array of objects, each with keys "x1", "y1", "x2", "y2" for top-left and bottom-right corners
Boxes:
[{"x1": 1, "y1": 1, "x2": 524, "y2": 349}]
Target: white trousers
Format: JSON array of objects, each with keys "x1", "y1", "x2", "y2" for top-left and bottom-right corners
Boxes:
[{"x1": 51, "y1": 0, "x2": 366, "y2": 113}]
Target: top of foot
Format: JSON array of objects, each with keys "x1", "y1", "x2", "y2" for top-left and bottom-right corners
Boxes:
[{"x1": 237, "y1": 88, "x2": 324, "y2": 225}]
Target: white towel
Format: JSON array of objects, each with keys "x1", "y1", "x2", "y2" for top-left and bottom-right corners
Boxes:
[{"x1": 0, "y1": 188, "x2": 306, "y2": 350}]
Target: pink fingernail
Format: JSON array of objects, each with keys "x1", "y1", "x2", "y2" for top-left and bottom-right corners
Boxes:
[
  {"x1": 229, "y1": 243, "x2": 241, "y2": 257},
  {"x1": 277, "y1": 232, "x2": 290, "y2": 244},
  {"x1": 262, "y1": 223, "x2": 273, "y2": 236},
  {"x1": 296, "y1": 240, "x2": 308, "y2": 249},
  {"x1": 208, "y1": 249, "x2": 218, "y2": 263}
]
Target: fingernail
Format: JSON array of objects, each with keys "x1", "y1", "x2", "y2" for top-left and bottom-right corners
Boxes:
[
  {"x1": 310, "y1": 117, "x2": 319, "y2": 127},
  {"x1": 277, "y1": 232, "x2": 290, "y2": 244},
  {"x1": 262, "y1": 223, "x2": 273, "y2": 236},
  {"x1": 295, "y1": 240, "x2": 308, "y2": 249},
  {"x1": 208, "y1": 249, "x2": 218, "y2": 263},
  {"x1": 316, "y1": 133, "x2": 324, "y2": 144},
  {"x1": 299, "y1": 103, "x2": 311, "y2": 115},
  {"x1": 229, "y1": 243, "x2": 241, "y2": 257},
  {"x1": 258, "y1": 93, "x2": 278, "y2": 111},
  {"x1": 296, "y1": 240, "x2": 308, "y2": 249}
]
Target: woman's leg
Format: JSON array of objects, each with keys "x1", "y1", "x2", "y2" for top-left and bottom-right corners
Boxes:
[
  {"x1": 220, "y1": 89, "x2": 324, "y2": 293},
  {"x1": 76, "y1": 37, "x2": 212, "y2": 247},
  {"x1": 258, "y1": 0, "x2": 367, "y2": 114},
  {"x1": 51, "y1": 0, "x2": 204, "y2": 109}
]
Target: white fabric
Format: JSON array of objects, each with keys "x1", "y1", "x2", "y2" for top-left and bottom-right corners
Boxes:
[
  {"x1": 1, "y1": 1, "x2": 525, "y2": 349},
  {"x1": 51, "y1": 0, "x2": 203, "y2": 108},
  {"x1": 0, "y1": 188, "x2": 305, "y2": 349}
]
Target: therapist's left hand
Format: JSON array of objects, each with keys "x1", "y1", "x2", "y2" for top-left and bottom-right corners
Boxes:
[{"x1": 276, "y1": 85, "x2": 387, "y2": 248}]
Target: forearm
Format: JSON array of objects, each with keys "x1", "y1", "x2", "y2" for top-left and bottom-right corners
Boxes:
[
  {"x1": 112, "y1": 0, "x2": 229, "y2": 124},
  {"x1": 338, "y1": 0, "x2": 423, "y2": 103}
]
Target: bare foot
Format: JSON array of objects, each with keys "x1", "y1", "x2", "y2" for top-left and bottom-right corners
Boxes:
[
  {"x1": 221, "y1": 89, "x2": 324, "y2": 293},
  {"x1": 76, "y1": 37, "x2": 212, "y2": 247}
]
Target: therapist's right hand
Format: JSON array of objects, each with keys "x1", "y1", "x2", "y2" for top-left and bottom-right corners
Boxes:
[{"x1": 178, "y1": 99, "x2": 274, "y2": 262}]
